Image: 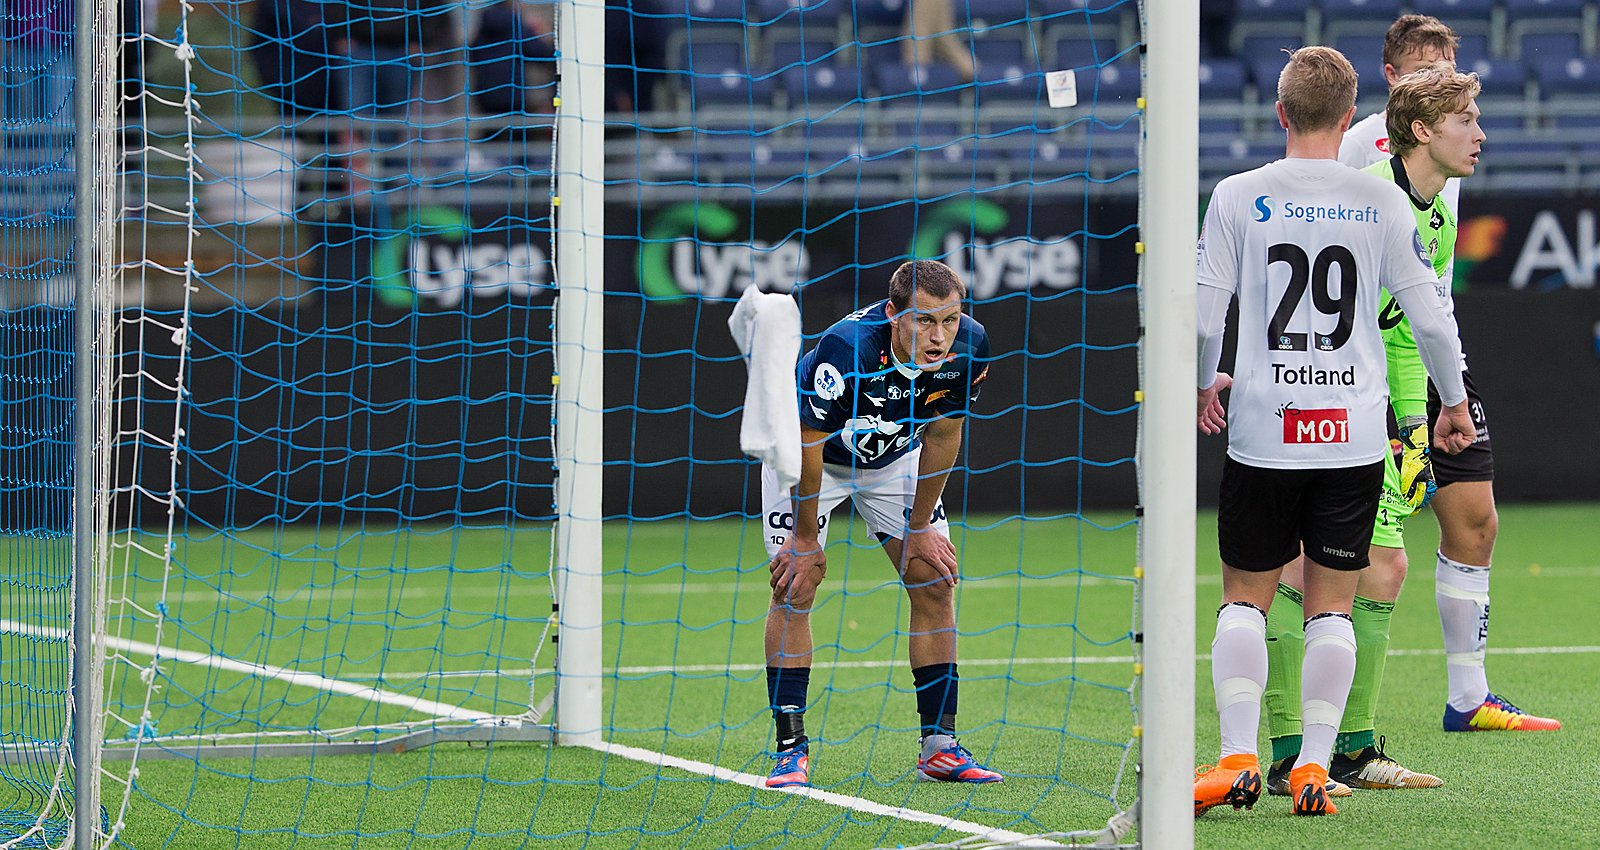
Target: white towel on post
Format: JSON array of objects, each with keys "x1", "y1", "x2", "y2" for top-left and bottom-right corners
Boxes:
[{"x1": 727, "y1": 286, "x2": 802, "y2": 490}]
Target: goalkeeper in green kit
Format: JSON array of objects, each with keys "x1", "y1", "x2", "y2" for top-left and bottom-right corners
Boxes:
[{"x1": 1260, "y1": 62, "x2": 1559, "y2": 799}]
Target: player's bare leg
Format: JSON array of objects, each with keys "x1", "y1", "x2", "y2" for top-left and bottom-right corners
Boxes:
[
  {"x1": 882, "y1": 538, "x2": 1002, "y2": 783},
  {"x1": 765, "y1": 558, "x2": 825, "y2": 670},
  {"x1": 1433, "y1": 480, "x2": 1497, "y2": 566}
]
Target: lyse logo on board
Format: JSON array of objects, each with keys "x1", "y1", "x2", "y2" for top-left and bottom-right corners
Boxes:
[{"x1": 1282, "y1": 407, "x2": 1350, "y2": 444}]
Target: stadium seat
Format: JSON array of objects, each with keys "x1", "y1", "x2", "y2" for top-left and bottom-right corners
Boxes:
[
  {"x1": 1517, "y1": 31, "x2": 1583, "y2": 62},
  {"x1": 1241, "y1": 33, "x2": 1306, "y2": 97},
  {"x1": 1533, "y1": 56, "x2": 1600, "y2": 96},
  {"x1": 1411, "y1": 0, "x2": 1496, "y2": 42},
  {"x1": 1464, "y1": 58, "x2": 1530, "y2": 98},
  {"x1": 874, "y1": 62, "x2": 969, "y2": 106},
  {"x1": 1082, "y1": 52, "x2": 1140, "y2": 108},
  {"x1": 1504, "y1": 0, "x2": 1595, "y2": 60},
  {"x1": 769, "y1": 33, "x2": 849, "y2": 71},
  {"x1": 1331, "y1": 35, "x2": 1387, "y2": 80},
  {"x1": 854, "y1": 0, "x2": 909, "y2": 27},
  {"x1": 689, "y1": 66, "x2": 779, "y2": 106},
  {"x1": 1229, "y1": 0, "x2": 1312, "y2": 56},
  {"x1": 1411, "y1": 0, "x2": 1496, "y2": 17},
  {"x1": 677, "y1": 40, "x2": 749, "y2": 72},
  {"x1": 1198, "y1": 57, "x2": 1248, "y2": 101},
  {"x1": 1053, "y1": 36, "x2": 1122, "y2": 69},
  {"x1": 756, "y1": 0, "x2": 850, "y2": 24},
  {"x1": 1455, "y1": 34, "x2": 1490, "y2": 69},
  {"x1": 966, "y1": 0, "x2": 1036, "y2": 28},
  {"x1": 1321, "y1": 0, "x2": 1404, "y2": 41},
  {"x1": 974, "y1": 35, "x2": 1033, "y2": 74},
  {"x1": 782, "y1": 63, "x2": 866, "y2": 102}
]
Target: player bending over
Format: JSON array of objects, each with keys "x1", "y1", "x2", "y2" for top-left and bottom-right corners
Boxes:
[
  {"x1": 761, "y1": 259, "x2": 999, "y2": 789},
  {"x1": 1191, "y1": 46, "x2": 1475, "y2": 818}
]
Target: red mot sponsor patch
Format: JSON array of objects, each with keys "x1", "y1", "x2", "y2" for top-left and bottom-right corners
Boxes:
[{"x1": 1283, "y1": 407, "x2": 1350, "y2": 444}]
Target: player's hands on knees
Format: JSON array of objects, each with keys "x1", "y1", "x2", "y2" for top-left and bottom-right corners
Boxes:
[
  {"x1": 1197, "y1": 373, "x2": 1232, "y2": 435},
  {"x1": 770, "y1": 535, "x2": 825, "y2": 597},
  {"x1": 1432, "y1": 402, "x2": 1475, "y2": 455},
  {"x1": 902, "y1": 526, "x2": 959, "y2": 587}
]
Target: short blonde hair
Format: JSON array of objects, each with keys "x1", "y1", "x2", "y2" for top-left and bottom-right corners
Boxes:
[
  {"x1": 1385, "y1": 65, "x2": 1481, "y2": 155},
  {"x1": 1383, "y1": 15, "x2": 1459, "y2": 70},
  {"x1": 1278, "y1": 47, "x2": 1358, "y2": 133}
]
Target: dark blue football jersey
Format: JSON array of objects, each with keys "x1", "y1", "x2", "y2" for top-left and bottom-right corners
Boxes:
[{"x1": 797, "y1": 299, "x2": 990, "y2": 469}]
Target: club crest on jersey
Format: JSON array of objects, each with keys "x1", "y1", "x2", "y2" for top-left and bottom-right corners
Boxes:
[
  {"x1": 1375, "y1": 137, "x2": 1389, "y2": 153},
  {"x1": 814, "y1": 362, "x2": 845, "y2": 401},
  {"x1": 1430, "y1": 208, "x2": 1444, "y2": 230},
  {"x1": 1282, "y1": 407, "x2": 1350, "y2": 444}
]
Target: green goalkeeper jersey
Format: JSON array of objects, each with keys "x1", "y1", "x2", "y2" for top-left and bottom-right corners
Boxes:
[{"x1": 1363, "y1": 156, "x2": 1456, "y2": 421}]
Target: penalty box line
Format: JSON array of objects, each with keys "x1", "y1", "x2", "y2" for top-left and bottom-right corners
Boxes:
[{"x1": 0, "y1": 619, "x2": 1054, "y2": 845}]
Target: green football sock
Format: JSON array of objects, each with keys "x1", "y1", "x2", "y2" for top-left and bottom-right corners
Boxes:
[
  {"x1": 1263, "y1": 582, "x2": 1304, "y2": 760},
  {"x1": 1337, "y1": 595, "x2": 1395, "y2": 753}
]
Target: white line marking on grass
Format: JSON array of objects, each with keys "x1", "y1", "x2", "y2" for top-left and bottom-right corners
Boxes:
[
  {"x1": 0, "y1": 619, "x2": 493, "y2": 723},
  {"x1": 586, "y1": 740, "x2": 1058, "y2": 847},
  {"x1": 361, "y1": 645, "x2": 1600, "y2": 682}
]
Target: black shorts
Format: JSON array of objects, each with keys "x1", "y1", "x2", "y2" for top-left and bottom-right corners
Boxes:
[
  {"x1": 1218, "y1": 457, "x2": 1385, "y2": 572},
  {"x1": 1427, "y1": 368, "x2": 1494, "y2": 485}
]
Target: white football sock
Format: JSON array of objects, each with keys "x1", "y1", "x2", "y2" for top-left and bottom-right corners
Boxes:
[
  {"x1": 1436, "y1": 552, "x2": 1492, "y2": 711},
  {"x1": 1212, "y1": 604, "x2": 1267, "y2": 760},
  {"x1": 1294, "y1": 614, "x2": 1356, "y2": 771}
]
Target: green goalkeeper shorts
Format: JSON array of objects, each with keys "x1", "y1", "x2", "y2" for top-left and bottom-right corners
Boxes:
[{"x1": 1371, "y1": 448, "x2": 1410, "y2": 550}]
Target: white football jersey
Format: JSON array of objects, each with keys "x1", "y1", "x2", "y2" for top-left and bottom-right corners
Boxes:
[{"x1": 1197, "y1": 158, "x2": 1439, "y2": 469}]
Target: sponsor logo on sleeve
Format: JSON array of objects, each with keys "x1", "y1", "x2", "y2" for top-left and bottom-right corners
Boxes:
[{"x1": 814, "y1": 362, "x2": 845, "y2": 401}]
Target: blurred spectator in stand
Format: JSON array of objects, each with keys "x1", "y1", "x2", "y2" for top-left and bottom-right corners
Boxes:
[
  {"x1": 1201, "y1": 0, "x2": 1235, "y2": 58},
  {"x1": 606, "y1": 0, "x2": 667, "y2": 117},
  {"x1": 469, "y1": 0, "x2": 554, "y2": 167},
  {"x1": 341, "y1": 0, "x2": 456, "y2": 202},
  {"x1": 249, "y1": 0, "x2": 348, "y2": 212},
  {"x1": 250, "y1": 0, "x2": 345, "y2": 119},
  {"x1": 470, "y1": 1, "x2": 554, "y2": 117},
  {"x1": 2, "y1": 0, "x2": 71, "y2": 129},
  {"x1": 904, "y1": 0, "x2": 974, "y2": 82}
]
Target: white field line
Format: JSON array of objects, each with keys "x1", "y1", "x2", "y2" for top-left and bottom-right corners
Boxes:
[
  {"x1": 0, "y1": 618, "x2": 492, "y2": 723},
  {"x1": 6, "y1": 619, "x2": 1588, "y2": 847},
  {"x1": 133, "y1": 565, "x2": 1600, "y2": 607},
  {"x1": 136, "y1": 572, "x2": 1151, "y2": 606},
  {"x1": 350, "y1": 644, "x2": 1600, "y2": 682},
  {"x1": 585, "y1": 740, "x2": 1057, "y2": 847}
]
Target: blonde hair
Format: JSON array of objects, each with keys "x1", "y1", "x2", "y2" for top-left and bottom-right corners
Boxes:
[
  {"x1": 1277, "y1": 47, "x2": 1358, "y2": 133},
  {"x1": 1385, "y1": 65, "x2": 1481, "y2": 155},
  {"x1": 1383, "y1": 15, "x2": 1460, "y2": 70}
]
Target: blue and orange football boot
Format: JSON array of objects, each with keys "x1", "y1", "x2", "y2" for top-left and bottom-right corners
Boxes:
[
  {"x1": 916, "y1": 741, "x2": 1005, "y2": 784},
  {"x1": 1443, "y1": 693, "x2": 1562, "y2": 732},
  {"x1": 1194, "y1": 753, "x2": 1262, "y2": 817},
  {"x1": 765, "y1": 744, "x2": 809, "y2": 788}
]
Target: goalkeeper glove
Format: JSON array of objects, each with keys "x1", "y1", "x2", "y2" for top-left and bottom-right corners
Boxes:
[{"x1": 1393, "y1": 415, "x2": 1436, "y2": 514}]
